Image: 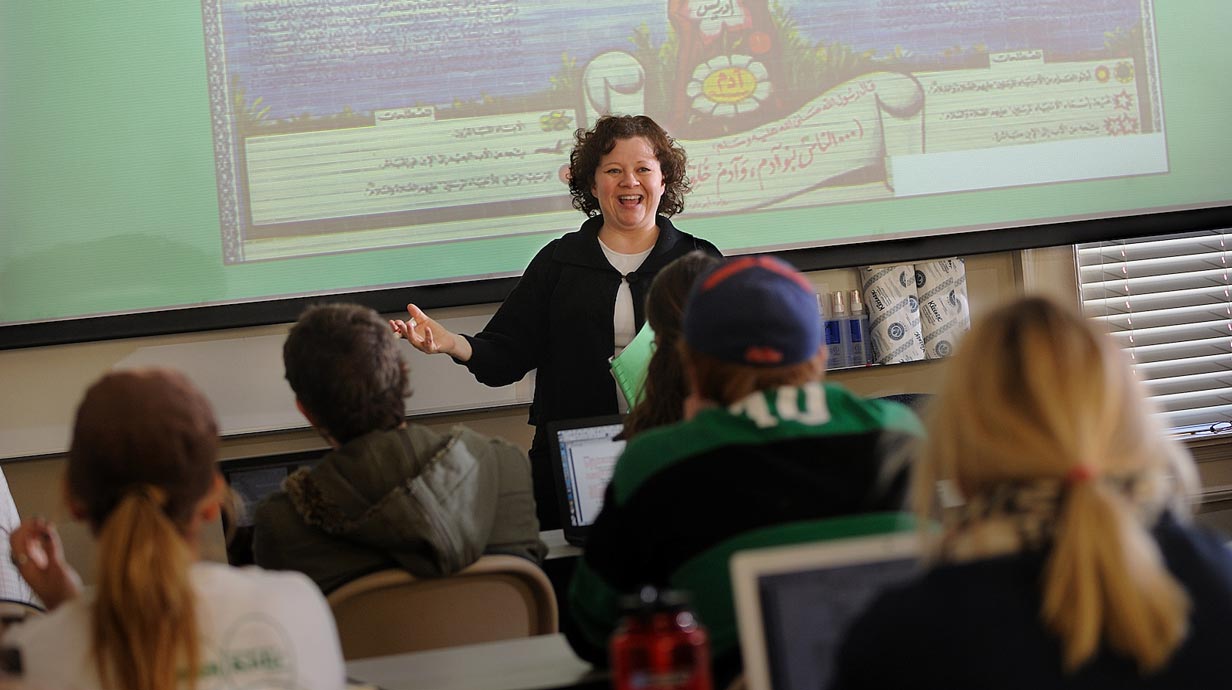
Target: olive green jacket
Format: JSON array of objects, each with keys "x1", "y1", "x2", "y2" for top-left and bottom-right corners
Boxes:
[{"x1": 253, "y1": 424, "x2": 546, "y2": 594}]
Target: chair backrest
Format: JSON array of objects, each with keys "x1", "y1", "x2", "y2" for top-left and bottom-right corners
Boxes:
[{"x1": 326, "y1": 555, "x2": 559, "y2": 660}]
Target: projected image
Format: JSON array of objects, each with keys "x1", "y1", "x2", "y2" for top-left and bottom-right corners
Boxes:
[{"x1": 205, "y1": 0, "x2": 1164, "y2": 263}]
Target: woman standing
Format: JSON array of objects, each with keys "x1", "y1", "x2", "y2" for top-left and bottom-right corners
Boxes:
[{"x1": 392, "y1": 115, "x2": 720, "y2": 529}]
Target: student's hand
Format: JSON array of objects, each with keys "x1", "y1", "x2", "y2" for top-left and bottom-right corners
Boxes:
[
  {"x1": 390, "y1": 304, "x2": 472, "y2": 361},
  {"x1": 10, "y1": 518, "x2": 81, "y2": 611}
]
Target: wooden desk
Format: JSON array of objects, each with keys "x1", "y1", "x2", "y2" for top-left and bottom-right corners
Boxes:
[{"x1": 346, "y1": 634, "x2": 605, "y2": 690}]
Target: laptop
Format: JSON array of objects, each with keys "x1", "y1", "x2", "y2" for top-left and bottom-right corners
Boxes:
[
  {"x1": 222, "y1": 451, "x2": 323, "y2": 528},
  {"x1": 730, "y1": 532, "x2": 920, "y2": 690},
  {"x1": 547, "y1": 415, "x2": 627, "y2": 546},
  {"x1": 219, "y1": 450, "x2": 324, "y2": 565}
]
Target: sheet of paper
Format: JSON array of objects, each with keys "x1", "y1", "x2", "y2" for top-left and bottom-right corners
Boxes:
[{"x1": 610, "y1": 323, "x2": 656, "y2": 409}]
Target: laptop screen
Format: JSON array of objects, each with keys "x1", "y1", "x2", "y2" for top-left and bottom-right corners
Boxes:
[
  {"x1": 759, "y1": 556, "x2": 917, "y2": 690},
  {"x1": 551, "y1": 417, "x2": 626, "y2": 531},
  {"x1": 222, "y1": 452, "x2": 322, "y2": 528},
  {"x1": 731, "y1": 532, "x2": 919, "y2": 690}
]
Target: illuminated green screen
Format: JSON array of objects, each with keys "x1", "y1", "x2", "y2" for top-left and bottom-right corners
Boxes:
[{"x1": 3, "y1": 1, "x2": 1229, "y2": 332}]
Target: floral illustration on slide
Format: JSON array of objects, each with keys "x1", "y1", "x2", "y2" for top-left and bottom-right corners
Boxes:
[
  {"x1": 1104, "y1": 113, "x2": 1139, "y2": 136},
  {"x1": 686, "y1": 55, "x2": 772, "y2": 117},
  {"x1": 669, "y1": 0, "x2": 785, "y2": 135}
]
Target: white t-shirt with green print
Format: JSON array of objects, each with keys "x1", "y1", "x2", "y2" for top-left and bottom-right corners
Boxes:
[{"x1": 4, "y1": 562, "x2": 345, "y2": 690}]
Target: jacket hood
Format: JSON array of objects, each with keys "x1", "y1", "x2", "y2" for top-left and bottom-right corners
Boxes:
[{"x1": 283, "y1": 425, "x2": 496, "y2": 577}]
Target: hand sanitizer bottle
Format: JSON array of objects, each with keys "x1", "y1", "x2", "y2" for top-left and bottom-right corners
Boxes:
[
  {"x1": 848, "y1": 290, "x2": 871, "y2": 366},
  {"x1": 827, "y1": 291, "x2": 850, "y2": 369}
]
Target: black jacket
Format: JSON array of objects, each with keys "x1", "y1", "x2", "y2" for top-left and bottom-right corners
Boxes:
[
  {"x1": 460, "y1": 215, "x2": 719, "y2": 528},
  {"x1": 462, "y1": 214, "x2": 719, "y2": 442},
  {"x1": 833, "y1": 513, "x2": 1232, "y2": 690}
]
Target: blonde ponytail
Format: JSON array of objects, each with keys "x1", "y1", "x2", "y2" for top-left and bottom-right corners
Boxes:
[
  {"x1": 919, "y1": 297, "x2": 1200, "y2": 676},
  {"x1": 1042, "y1": 478, "x2": 1190, "y2": 673},
  {"x1": 91, "y1": 486, "x2": 200, "y2": 690}
]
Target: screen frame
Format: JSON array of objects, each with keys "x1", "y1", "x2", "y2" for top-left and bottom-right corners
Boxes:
[
  {"x1": 5, "y1": 204, "x2": 1229, "y2": 350},
  {"x1": 546, "y1": 414, "x2": 626, "y2": 544},
  {"x1": 729, "y1": 531, "x2": 920, "y2": 690}
]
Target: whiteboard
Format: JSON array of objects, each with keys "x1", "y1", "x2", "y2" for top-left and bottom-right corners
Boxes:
[
  {"x1": 114, "y1": 314, "x2": 532, "y2": 437},
  {"x1": 0, "y1": 312, "x2": 533, "y2": 460}
]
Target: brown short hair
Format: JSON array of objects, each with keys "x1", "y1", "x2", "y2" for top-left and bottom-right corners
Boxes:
[
  {"x1": 681, "y1": 343, "x2": 823, "y2": 406},
  {"x1": 568, "y1": 114, "x2": 690, "y2": 218},
  {"x1": 283, "y1": 303, "x2": 409, "y2": 444}
]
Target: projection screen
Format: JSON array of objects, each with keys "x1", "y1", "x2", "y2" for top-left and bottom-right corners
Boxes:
[{"x1": 3, "y1": 0, "x2": 1230, "y2": 347}]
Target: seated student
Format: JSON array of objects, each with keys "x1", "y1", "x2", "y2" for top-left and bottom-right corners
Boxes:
[
  {"x1": 621, "y1": 250, "x2": 721, "y2": 439},
  {"x1": 566, "y1": 256, "x2": 923, "y2": 682},
  {"x1": 833, "y1": 297, "x2": 1232, "y2": 690},
  {"x1": 253, "y1": 302, "x2": 546, "y2": 594},
  {"x1": 4, "y1": 368, "x2": 344, "y2": 690}
]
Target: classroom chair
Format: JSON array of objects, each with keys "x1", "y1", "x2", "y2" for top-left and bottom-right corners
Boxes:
[{"x1": 326, "y1": 555, "x2": 559, "y2": 660}]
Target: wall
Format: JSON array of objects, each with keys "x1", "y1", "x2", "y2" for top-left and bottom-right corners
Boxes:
[{"x1": 0, "y1": 248, "x2": 1075, "y2": 583}]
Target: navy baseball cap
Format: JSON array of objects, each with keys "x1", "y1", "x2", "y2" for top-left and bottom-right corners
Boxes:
[{"x1": 683, "y1": 256, "x2": 821, "y2": 366}]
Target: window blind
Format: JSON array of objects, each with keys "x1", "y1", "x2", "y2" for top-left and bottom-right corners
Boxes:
[{"x1": 1076, "y1": 230, "x2": 1232, "y2": 433}]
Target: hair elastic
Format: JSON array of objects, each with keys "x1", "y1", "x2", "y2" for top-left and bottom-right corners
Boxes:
[
  {"x1": 1066, "y1": 465, "x2": 1096, "y2": 485},
  {"x1": 131, "y1": 484, "x2": 169, "y2": 507}
]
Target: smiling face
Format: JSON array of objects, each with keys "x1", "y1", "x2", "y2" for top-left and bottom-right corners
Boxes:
[{"x1": 592, "y1": 136, "x2": 666, "y2": 237}]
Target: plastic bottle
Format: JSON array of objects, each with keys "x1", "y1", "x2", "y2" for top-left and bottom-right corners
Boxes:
[
  {"x1": 609, "y1": 586, "x2": 713, "y2": 690},
  {"x1": 826, "y1": 291, "x2": 850, "y2": 370},
  {"x1": 847, "y1": 289, "x2": 871, "y2": 366}
]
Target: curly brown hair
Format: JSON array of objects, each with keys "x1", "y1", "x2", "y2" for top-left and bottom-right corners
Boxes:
[
  {"x1": 283, "y1": 303, "x2": 410, "y2": 444},
  {"x1": 568, "y1": 114, "x2": 690, "y2": 218}
]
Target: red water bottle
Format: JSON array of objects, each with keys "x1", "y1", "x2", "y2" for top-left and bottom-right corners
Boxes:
[{"x1": 609, "y1": 586, "x2": 713, "y2": 690}]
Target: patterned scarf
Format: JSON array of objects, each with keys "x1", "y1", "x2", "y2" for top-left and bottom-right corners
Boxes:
[{"x1": 937, "y1": 473, "x2": 1174, "y2": 563}]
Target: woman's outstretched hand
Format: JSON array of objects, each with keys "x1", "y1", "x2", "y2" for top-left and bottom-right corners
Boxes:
[{"x1": 390, "y1": 304, "x2": 472, "y2": 362}]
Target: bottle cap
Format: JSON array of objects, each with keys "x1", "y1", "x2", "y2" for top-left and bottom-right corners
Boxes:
[
  {"x1": 619, "y1": 585, "x2": 693, "y2": 614},
  {"x1": 830, "y1": 291, "x2": 846, "y2": 317},
  {"x1": 849, "y1": 290, "x2": 865, "y2": 314}
]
